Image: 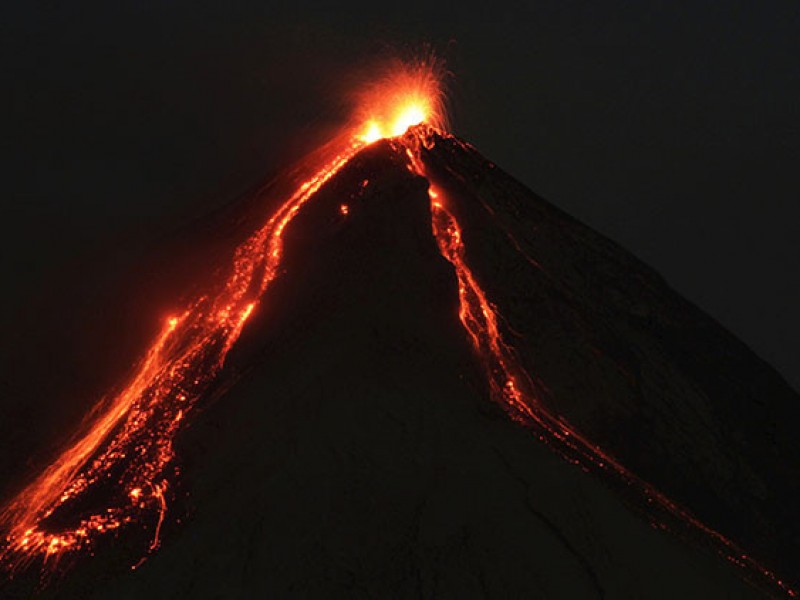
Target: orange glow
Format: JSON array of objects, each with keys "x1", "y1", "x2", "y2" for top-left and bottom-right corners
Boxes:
[
  {"x1": 355, "y1": 58, "x2": 446, "y2": 143},
  {"x1": 404, "y1": 130, "x2": 796, "y2": 599},
  {"x1": 360, "y1": 121, "x2": 384, "y2": 144},
  {"x1": 0, "y1": 134, "x2": 363, "y2": 572},
  {"x1": 0, "y1": 59, "x2": 448, "y2": 573}
]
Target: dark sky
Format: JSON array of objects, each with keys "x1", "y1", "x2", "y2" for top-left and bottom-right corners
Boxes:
[{"x1": 1, "y1": 2, "x2": 798, "y2": 389}]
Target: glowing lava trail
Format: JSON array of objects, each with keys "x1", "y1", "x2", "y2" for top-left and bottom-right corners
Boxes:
[
  {"x1": 1, "y1": 58, "x2": 795, "y2": 598},
  {"x1": 401, "y1": 131, "x2": 797, "y2": 598},
  {"x1": 0, "y1": 59, "x2": 445, "y2": 576},
  {"x1": 0, "y1": 131, "x2": 362, "y2": 573}
]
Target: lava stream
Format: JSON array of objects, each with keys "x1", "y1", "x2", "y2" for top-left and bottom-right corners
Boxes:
[
  {"x1": 402, "y1": 128, "x2": 796, "y2": 598},
  {"x1": 0, "y1": 137, "x2": 362, "y2": 572},
  {"x1": 0, "y1": 60, "x2": 440, "y2": 574}
]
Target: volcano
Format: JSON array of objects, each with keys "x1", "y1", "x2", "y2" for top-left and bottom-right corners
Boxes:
[{"x1": 1, "y1": 68, "x2": 798, "y2": 598}]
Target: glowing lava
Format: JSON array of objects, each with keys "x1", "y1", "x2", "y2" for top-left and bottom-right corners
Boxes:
[
  {"x1": 401, "y1": 128, "x2": 797, "y2": 598},
  {"x1": 355, "y1": 58, "x2": 446, "y2": 144},
  {"x1": 0, "y1": 137, "x2": 362, "y2": 573},
  {"x1": 0, "y1": 60, "x2": 444, "y2": 576},
  {"x1": 1, "y1": 57, "x2": 795, "y2": 599}
]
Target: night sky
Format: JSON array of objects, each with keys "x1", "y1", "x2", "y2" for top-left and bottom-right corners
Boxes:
[{"x1": 2, "y1": 2, "x2": 798, "y2": 389}]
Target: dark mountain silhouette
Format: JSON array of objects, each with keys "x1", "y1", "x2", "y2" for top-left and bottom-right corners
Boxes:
[
  {"x1": 418, "y1": 133, "x2": 800, "y2": 585},
  {"x1": 2, "y1": 133, "x2": 797, "y2": 598}
]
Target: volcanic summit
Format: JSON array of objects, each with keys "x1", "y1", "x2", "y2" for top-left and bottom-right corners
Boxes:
[{"x1": 1, "y1": 64, "x2": 798, "y2": 599}]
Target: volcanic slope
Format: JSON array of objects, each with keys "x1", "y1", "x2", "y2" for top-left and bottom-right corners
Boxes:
[
  {"x1": 24, "y1": 137, "x2": 791, "y2": 598},
  {"x1": 419, "y1": 132, "x2": 800, "y2": 591}
]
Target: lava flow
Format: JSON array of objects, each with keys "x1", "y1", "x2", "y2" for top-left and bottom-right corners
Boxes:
[
  {"x1": 0, "y1": 60, "x2": 443, "y2": 575},
  {"x1": 401, "y1": 134, "x2": 797, "y2": 598},
  {"x1": 1, "y1": 58, "x2": 795, "y2": 598},
  {"x1": 0, "y1": 139, "x2": 359, "y2": 573}
]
